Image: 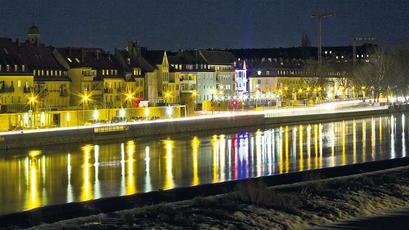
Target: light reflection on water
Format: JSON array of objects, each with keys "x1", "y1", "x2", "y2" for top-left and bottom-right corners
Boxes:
[{"x1": 0, "y1": 114, "x2": 407, "y2": 215}]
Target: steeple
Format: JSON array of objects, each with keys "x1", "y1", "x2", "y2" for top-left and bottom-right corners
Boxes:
[
  {"x1": 27, "y1": 24, "x2": 40, "y2": 46},
  {"x1": 301, "y1": 33, "x2": 311, "y2": 47}
]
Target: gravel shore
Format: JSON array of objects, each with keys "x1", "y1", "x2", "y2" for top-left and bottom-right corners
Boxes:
[{"x1": 28, "y1": 165, "x2": 409, "y2": 230}]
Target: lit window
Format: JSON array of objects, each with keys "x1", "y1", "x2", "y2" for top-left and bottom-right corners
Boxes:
[
  {"x1": 67, "y1": 58, "x2": 72, "y2": 62},
  {"x1": 324, "y1": 51, "x2": 328, "y2": 54}
]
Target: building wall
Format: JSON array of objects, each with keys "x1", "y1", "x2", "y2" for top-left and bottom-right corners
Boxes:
[
  {"x1": 103, "y1": 78, "x2": 125, "y2": 108},
  {"x1": 34, "y1": 80, "x2": 70, "y2": 109},
  {"x1": 67, "y1": 67, "x2": 98, "y2": 106},
  {"x1": 0, "y1": 74, "x2": 34, "y2": 112},
  {"x1": 165, "y1": 72, "x2": 180, "y2": 104},
  {"x1": 196, "y1": 72, "x2": 216, "y2": 103},
  {"x1": 0, "y1": 106, "x2": 185, "y2": 131},
  {"x1": 145, "y1": 72, "x2": 158, "y2": 104}
]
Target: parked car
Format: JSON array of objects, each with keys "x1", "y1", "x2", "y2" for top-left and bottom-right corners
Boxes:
[
  {"x1": 111, "y1": 116, "x2": 127, "y2": 123},
  {"x1": 84, "y1": 119, "x2": 107, "y2": 125}
]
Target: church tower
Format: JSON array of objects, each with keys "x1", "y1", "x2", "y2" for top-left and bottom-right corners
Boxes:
[{"x1": 27, "y1": 24, "x2": 40, "y2": 46}]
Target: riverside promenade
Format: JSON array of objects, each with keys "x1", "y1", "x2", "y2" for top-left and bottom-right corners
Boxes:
[{"x1": 0, "y1": 101, "x2": 390, "y2": 149}]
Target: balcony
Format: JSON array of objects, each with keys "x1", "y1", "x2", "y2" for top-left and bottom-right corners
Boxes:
[
  {"x1": 0, "y1": 86, "x2": 14, "y2": 93},
  {"x1": 60, "y1": 89, "x2": 69, "y2": 97},
  {"x1": 23, "y1": 87, "x2": 31, "y2": 94},
  {"x1": 104, "y1": 88, "x2": 114, "y2": 94}
]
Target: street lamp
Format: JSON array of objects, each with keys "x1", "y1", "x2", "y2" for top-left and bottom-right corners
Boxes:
[
  {"x1": 80, "y1": 91, "x2": 92, "y2": 125},
  {"x1": 28, "y1": 93, "x2": 38, "y2": 111},
  {"x1": 164, "y1": 92, "x2": 171, "y2": 105},
  {"x1": 124, "y1": 91, "x2": 135, "y2": 108},
  {"x1": 27, "y1": 93, "x2": 38, "y2": 128}
]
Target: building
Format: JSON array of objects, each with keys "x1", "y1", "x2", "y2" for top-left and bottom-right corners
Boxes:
[
  {"x1": 200, "y1": 50, "x2": 236, "y2": 99},
  {"x1": 141, "y1": 49, "x2": 170, "y2": 104},
  {"x1": 115, "y1": 42, "x2": 155, "y2": 106},
  {"x1": 168, "y1": 50, "x2": 215, "y2": 109},
  {"x1": 0, "y1": 38, "x2": 34, "y2": 112},
  {"x1": 0, "y1": 26, "x2": 71, "y2": 112},
  {"x1": 229, "y1": 44, "x2": 376, "y2": 101}
]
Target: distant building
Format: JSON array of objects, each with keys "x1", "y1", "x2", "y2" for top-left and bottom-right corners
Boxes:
[
  {"x1": 168, "y1": 50, "x2": 215, "y2": 105},
  {"x1": 229, "y1": 44, "x2": 376, "y2": 99},
  {"x1": 0, "y1": 25, "x2": 71, "y2": 112},
  {"x1": 200, "y1": 50, "x2": 236, "y2": 99}
]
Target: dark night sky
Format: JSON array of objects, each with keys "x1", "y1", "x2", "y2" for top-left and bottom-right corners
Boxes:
[{"x1": 1, "y1": 0, "x2": 408, "y2": 51}]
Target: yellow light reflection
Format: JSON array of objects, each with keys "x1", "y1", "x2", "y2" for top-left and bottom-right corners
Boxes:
[
  {"x1": 25, "y1": 157, "x2": 41, "y2": 210},
  {"x1": 80, "y1": 145, "x2": 93, "y2": 202},
  {"x1": 353, "y1": 120, "x2": 357, "y2": 163},
  {"x1": 362, "y1": 120, "x2": 366, "y2": 161},
  {"x1": 314, "y1": 124, "x2": 319, "y2": 169},
  {"x1": 342, "y1": 121, "x2": 347, "y2": 165},
  {"x1": 163, "y1": 139, "x2": 175, "y2": 190},
  {"x1": 299, "y1": 125, "x2": 304, "y2": 171},
  {"x1": 126, "y1": 140, "x2": 136, "y2": 195},
  {"x1": 330, "y1": 122, "x2": 335, "y2": 167},
  {"x1": 191, "y1": 136, "x2": 200, "y2": 186},
  {"x1": 319, "y1": 123, "x2": 323, "y2": 168},
  {"x1": 371, "y1": 118, "x2": 376, "y2": 160},
  {"x1": 379, "y1": 117, "x2": 383, "y2": 143},
  {"x1": 306, "y1": 125, "x2": 311, "y2": 170},
  {"x1": 284, "y1": 126, "x2": 289, "y2": 173},
  {"x1": 211, "y1": 135, "x2": 219, "y2": 183}
]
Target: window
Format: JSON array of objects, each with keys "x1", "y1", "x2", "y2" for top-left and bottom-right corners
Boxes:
[{"x1": 17, "y1": 80, "x2": 21, "y2": 88}]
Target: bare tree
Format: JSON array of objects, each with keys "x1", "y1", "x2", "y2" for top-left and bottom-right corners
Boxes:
[
  {"x1": 389, "y1": 44, "x2": 409, "y2": 101},
  {"x1": 353, "y1": 48, "x2": 391, "y2": 102}
]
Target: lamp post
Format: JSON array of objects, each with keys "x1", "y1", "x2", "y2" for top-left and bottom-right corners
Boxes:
[
  {"x1": 80, "y1": 92, "x2": 92, "y2": 125},
  {"x1": 164, "y1": 92, "x2": 171, "y2": 106},
  {"x1": 311, "y1": 12, "x2": 334, "y2": 65},
  {"x1": 125, "y1": 92, "x2": 135, "y2": 108},
  {"x1": 27, "y1": 93, "x2": 38, "y2": 128}
]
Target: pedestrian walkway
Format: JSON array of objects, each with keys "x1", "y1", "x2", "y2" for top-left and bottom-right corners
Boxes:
[{"x1": 311, "y1": 207, "x2": 409, "y2": 230}]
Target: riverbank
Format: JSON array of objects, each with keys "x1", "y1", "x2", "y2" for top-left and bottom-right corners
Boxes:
[
  {"x1": 28, "y1": 160, "x2": 409, "y2": 230},
  {"x1": 0, "y1": 104, "x2": 391, "y2": 150},
  {"x1": 1, "y1": 157, "x2": 408, "y2": 229}
]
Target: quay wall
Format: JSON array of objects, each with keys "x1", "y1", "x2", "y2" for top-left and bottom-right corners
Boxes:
[{"x1": 0, "y1": 107, "x2": 391, "y2": 150}]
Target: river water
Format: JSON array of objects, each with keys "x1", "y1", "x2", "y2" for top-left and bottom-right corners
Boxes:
[{"x1": 0, "y1": 113, "x2": 407, "y2": 215}]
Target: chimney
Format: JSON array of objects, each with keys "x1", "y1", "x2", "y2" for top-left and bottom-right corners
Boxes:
[{"x1": 81, "y1": 48, "x2": 86, "y2": 63}]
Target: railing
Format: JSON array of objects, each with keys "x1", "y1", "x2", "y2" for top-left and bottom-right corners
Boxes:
[
  {"x1": 0, "y1": 86, "x2": 15, "y2": 93},
  {"x1": 104, "y1": 88, "x2": 113, "y2": 93},
  {"x1": 23, "y1": 87, "x2": 31, "y2": 93},
  {"x1": 60, "y1": 90, "x2": 69, "y2": 97}
]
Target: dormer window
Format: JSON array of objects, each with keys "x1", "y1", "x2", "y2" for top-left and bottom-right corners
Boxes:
[
  {"x1": 6, "y1": 65, "x2": 10, "y2": 71},
  {"x1": 22, "y1": 65, "x2": 25, "y2": 72},
  {"x1": 67, "y1": 58, "x2": 72, "y2": 63}
]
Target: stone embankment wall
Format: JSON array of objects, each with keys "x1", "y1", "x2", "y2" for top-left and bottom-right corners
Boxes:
[{"x1": 0, "y1": 108, "x2": 390, "y2": 150}]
